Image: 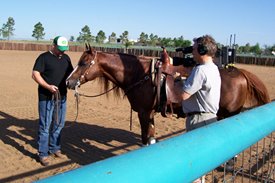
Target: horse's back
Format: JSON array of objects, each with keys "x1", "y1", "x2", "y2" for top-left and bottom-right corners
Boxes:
[
  {"x1": 218, "y1": 67, "x2": 248, "y2": 118},
  {"x1": 218, "y1": 66, "x2": 270, "y2": 119}
]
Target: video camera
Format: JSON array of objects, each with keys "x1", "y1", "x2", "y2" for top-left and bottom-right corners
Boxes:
[
  {"x1": 172, "y1": 56, "x2": 196, "y2": 67},
  {"x1": 173, "y1": 46, "x2": 196, "y2": 67},
  {"x1": 175, "y1": 46, "x2": 193, "y2": 54}
]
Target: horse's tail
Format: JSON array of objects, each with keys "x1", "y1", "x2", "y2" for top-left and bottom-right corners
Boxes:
[{"x1": 239, "y1": 68, "x2": 271, "y2": 107}]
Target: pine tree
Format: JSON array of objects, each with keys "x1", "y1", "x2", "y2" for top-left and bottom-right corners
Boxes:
[
  {"x1": 1, "y1": 17, "x2": 15, "y2": 40},
  {"x1": 32, "y1": 22, "x2": 45, "y2": 41},
  {"x1": 77, "y1": 25, "x2": 93, "y2": 43}
]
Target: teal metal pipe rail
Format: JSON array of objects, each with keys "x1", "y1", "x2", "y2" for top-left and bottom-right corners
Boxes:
[{"x1": 36, "y1": 102, "x2": 275, "y2": 183}]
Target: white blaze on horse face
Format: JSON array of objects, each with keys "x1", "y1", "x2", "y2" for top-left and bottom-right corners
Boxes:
[{"x1": 66, "y1": 65, "x2": 79, "y2": 81}]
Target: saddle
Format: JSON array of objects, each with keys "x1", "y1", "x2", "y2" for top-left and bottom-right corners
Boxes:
[{"x1": 156, "y1": 56, "x2": 196, "y2": 118}]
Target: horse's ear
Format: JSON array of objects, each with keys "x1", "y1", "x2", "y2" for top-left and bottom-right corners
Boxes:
[
  {"x1": 85, "y1": 43, "x2": 89, "y2": 51},
  {"x1": 88, "y1": 44, "x2": 96, "y2": 55},
  {"x1": 161, "y1": 46, "x2": 170, "y2": 64},
  {"x1": 85, "y1": 43, "x2": 94, "y2": 54},
  {"x1": 161, "y1": 46, "x2": 167, "y2": 54}
]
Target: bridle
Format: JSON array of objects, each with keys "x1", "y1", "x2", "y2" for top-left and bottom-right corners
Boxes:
[
  {"x1": 74, "y1": 51, "x2": 118, "y2": 97},
  {"x1": 77, "y1": 51, "x2": 97, "y2": 87}
]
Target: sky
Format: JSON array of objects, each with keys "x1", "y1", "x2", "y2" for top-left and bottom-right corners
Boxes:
[{"x1": 0, "y1": 0, "x2": 274, "y2": 47}]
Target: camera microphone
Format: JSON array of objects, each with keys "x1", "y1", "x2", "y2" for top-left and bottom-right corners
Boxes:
[{"x1": 175, "y1": 46, "x2": 193, "y2": 54}]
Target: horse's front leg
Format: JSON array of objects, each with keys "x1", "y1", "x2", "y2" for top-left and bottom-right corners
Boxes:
[{"x1": 138, "y1": 111, "x2": 156, "y2": 145}]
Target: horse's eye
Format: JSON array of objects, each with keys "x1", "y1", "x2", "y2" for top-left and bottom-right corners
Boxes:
[{"x1": 78, "y1": 60, "x2": 87, "y2": 66}]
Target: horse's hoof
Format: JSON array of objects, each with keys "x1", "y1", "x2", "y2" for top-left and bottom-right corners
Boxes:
[
  {"x1": 223, "y1": 157, "x2": 236, "y2": 172},
  {"x1": 224, "y1": 164, "x2": 234, "y2": 172},
  {"x1": 148, "y1": 137, "x2": 157, "y2": 145}
]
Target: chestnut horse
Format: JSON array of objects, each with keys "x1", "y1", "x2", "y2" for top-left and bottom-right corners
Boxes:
[
  {"x1": 160, "y1": 47, "x2": 271, "y2": 120},
  {"x1": 66, "y1": 45, "x2": 270, "y2": 145}
]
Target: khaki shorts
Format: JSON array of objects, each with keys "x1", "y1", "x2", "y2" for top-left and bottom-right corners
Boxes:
[{"x1": 186, "y1": 112, "x2": 217, "y2": 132}]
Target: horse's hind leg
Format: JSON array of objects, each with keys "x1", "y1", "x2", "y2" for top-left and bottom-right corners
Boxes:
[{"x1": 138, "y1": 111, "x2": 155, "y2": 145}]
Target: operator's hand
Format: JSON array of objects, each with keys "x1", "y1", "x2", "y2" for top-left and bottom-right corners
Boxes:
[{"x1": 173, "y1": 72, "x2": 181, "y2": 79}]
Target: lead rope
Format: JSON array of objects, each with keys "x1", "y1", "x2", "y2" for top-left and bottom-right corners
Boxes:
[
  {"x1": 67, "y1": 83, "x2": 80, "y2": 128},
  {"x1": 52, "y1": 90, "x2": 62, "y2": 131},
  {"x1": 63, "y1": 84, "x2": 80, "y2": 128},
  {"x1": 74, "y1": 88, "x2": 80, "y2": 123}
]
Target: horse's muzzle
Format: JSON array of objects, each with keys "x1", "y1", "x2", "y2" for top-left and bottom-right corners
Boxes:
[{"x1": 66, "y1": 79, "x2": 80, "y2": 89}]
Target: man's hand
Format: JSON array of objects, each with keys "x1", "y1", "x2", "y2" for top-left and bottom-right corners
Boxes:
[
  {"x1": 47, "y1": 85, "x2": 59, "y2": 93},
  {"x1": 32, "y1": 71, "x2": 59, "y2": 93}
]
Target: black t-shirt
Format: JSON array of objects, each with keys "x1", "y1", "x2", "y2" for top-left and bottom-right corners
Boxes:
[{"x1": 33, "y1": 51, "x2": 74, "y2": 101}]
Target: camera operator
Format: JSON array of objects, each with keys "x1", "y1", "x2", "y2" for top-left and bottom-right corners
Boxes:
[{"x1": 180, "y1": 35, "x2": 221, "y2": 182}]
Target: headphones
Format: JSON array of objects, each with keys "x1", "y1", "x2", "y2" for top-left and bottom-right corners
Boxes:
[{"x1": 197, "y1": 43, "x2": 208, "y2": 55}]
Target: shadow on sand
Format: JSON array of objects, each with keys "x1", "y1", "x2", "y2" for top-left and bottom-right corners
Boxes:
[{"x1": 0, "y1": 110, "x2": 142, "y2": 182}]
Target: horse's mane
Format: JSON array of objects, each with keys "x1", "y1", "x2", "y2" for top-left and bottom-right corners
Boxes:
[
  {"x1": 238, "y1": 68, "x2": 271, "y2": 105},
  {"x1": 95, "y1": 52, "x2": 129, "y2": 99},
  {"x1": 97, "y1": 51, "x2": 138, "y2": 59},
  {"x1": 97, "y1": 77, "x2": 122, "y2": 99},
  {"x1": 117, "y1": 52, "x2": 138, "y2": 58}
]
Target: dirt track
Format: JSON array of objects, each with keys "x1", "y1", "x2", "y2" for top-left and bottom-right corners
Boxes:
[{"x1": 0, "y1": 50, "x2": 275, "y2": 183}]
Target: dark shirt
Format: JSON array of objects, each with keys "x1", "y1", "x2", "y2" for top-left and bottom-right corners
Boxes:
[{"x1": 33, "y1": 51, "x2": 74, "y2": 101}]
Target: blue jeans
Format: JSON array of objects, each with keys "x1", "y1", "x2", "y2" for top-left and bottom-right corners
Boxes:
[{"x1": 38, "y1": 96, "x2": 67, "y2": 158}]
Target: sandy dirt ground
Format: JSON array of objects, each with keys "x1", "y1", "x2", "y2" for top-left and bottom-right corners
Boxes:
[{"x1": 0, "y1": 50, "x2": 274, "y2": 183}]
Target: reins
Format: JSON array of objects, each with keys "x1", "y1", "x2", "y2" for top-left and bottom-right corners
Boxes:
[
  {"x1": 123, "y1": 59, "x2": 161, "y2": 131},
  {"x1": 123, "y1": 74, "x2": 155, "y2": 131},
  {"x1": 70, "y1": 55, "x2": 161, "y2": 131},
  {"x1": 76, "y1": 86, "x2": 118, "y2": 98},
  {"x1": 124, "y1": 74, "x2": 154, "y2": 96},
  {"x1": 72, "y1": 69, "x2": 157, "y2": 131},
  {"x1": 73, "y1": 84, "x2": 118, "y2": 123}
]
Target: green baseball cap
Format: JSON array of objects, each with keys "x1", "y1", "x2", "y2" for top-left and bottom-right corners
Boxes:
[{"x1": 53, "y1": 36, "x2": 69, "y2": 52}]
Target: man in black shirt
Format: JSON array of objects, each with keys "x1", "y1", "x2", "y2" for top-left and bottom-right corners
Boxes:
[{"x1": 32, "y1": 36, "x2": 73, "y2": 166}]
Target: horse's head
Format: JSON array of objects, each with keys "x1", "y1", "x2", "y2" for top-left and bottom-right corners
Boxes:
[{"x1": 66, "y1": 44, "x2": 99, "y2": 89}]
